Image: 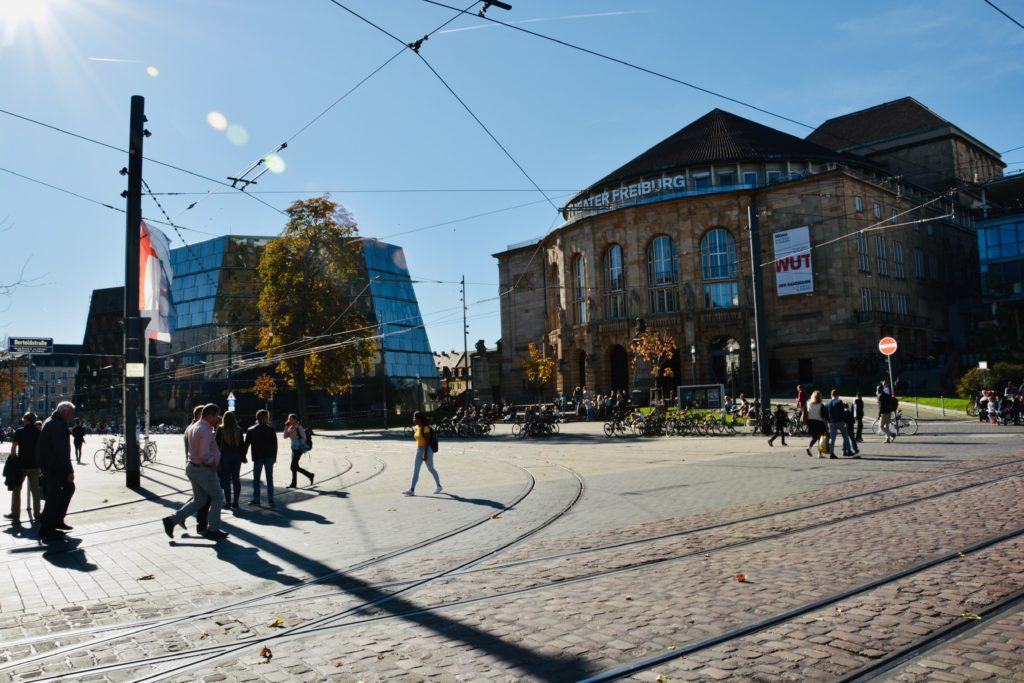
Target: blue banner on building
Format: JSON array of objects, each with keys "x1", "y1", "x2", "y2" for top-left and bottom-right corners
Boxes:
[{"x1": 8, "y1": 337, "x2": 54, "y2": 354}]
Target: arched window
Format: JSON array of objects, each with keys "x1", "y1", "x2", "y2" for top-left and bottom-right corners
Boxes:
[
  {"x1": 700, "y1": 229, "x2": 738, "y2": 309},
  {"x1": 573, "y1": 254, "x2": 588, "y2": 324},
  {"x1": 647, "y1": 235, "x2": 678, "y2": 313},
  {"x1": 604, "y1": 244, "x2": 625, "y2": 319}
]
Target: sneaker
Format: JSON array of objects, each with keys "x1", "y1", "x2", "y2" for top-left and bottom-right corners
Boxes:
[
  {"x1": 268, "y1": 501, "x2": 275, "y2": 509},
  {"x1": 162, "y1": 517, "x2": 176, "y2": 539},
  {"x1": 3, "y1": 513, "x2": 19, "y2": 522},
  {"x1": 203, "y1": 529, "x2": 229, "y2": 540},
  {"x1": 197, "y1": 525, "x2": 208, "y2": 534},
  {"x1": 829, "y1": 454, "x2": 838, "y2": 459},
  {"x1": 767, "y1": 440, "x2": 774, "y2": 447},
  {"x1": 307, "y1": 473, "x2": 315, "y2": 486},
  {"x1": 230, "y1": 502, "x2": 240, "y2": 510},
  {"x1": 55, "y1": 523, "x2": 73, "y2": 531},
  {"x1": 402, "y1": 490, "x2": 414, "y2": 496},
  {"x1": 806, "y1": 449, "x2": 812, "y2": 457},
  {"x1": 433, "y1": 486, "x2": 443, "y2": 494}
]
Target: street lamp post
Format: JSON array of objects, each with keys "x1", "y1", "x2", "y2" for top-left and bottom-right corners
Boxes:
[{"x1": 690, "y1": 344, "x2": 697, "y2": 384}]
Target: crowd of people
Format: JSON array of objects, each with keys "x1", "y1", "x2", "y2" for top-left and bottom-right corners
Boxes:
[{"x1": 976, "y1": 382, "x2": 1022, "y2": 425}]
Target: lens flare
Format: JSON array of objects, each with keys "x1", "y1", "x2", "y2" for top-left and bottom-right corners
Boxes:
[
  {"x1": 206, "y1": 111, "x2": 228, "y2": 131},
  {"x1": 264, "y1": 153, "x2": 286, "y2": 174},
  {"x1": 146, "y1": 65, "x2": 159, "y2": 77},
  {"x1": 226, "y1": 124, "x2": 248, "y2": 145}
]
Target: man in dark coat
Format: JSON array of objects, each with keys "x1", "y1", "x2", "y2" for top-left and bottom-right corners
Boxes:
[
  {"x1": 37, "y1": 402, "x2": 76, "y2": 539},
  {"x1": 244, "y1": 409, "x2": 278, "y2": 508},
  {"x1": 853, "y1": 393, "x2": 865, "y2": 442}
]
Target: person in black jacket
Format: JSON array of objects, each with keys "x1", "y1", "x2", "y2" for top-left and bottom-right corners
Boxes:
[
  {"x1": 5, "y1": 413, "x2": 41, "y2": 524},
  {"x1": 853, "y1": 393, "x2": 865, "y2": 442},
  {"x1": 244, "y1": 409, "x2": 278, "y2": 507},
  {"x1": 37, "y1": 402, "x2": 76, "y2": 540}
]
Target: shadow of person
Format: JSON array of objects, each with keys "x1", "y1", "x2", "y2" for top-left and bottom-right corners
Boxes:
[
  {"x1": 41, "y1": 537, "x2": 98, "y2": 571},
  {"x1": 435, "y1": 493, "x2": 506, "y2": 510},
  {"x1": 239, "y1": 504, "x2": 333, "y2": 529},
  {"x1": 211, "y1": 539, "x2": 301, "y2": 584}
]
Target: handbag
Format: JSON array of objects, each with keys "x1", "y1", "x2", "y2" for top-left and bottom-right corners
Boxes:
[{"x1": 817, "y1": 434, "x2": 829, "y2": 454}]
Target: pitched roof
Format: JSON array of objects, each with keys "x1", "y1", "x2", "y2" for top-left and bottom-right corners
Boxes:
[
  {"x1": 588, "y1": 108, "x2": 850, "y2": 190},
  {"x1": 806, "y1": 97, "x2": 948, "y2": 151}
]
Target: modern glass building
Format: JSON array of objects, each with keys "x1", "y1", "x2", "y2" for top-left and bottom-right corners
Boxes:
[
  {"x1": 977, "y1": 174, "x2": 1024, "y2": 342},
  {"x1": 78, "y1": 234, "x2": 437, "y2": 425},
  {"x1": 363, "y1": 238, "x2": 438, "y2": 412}
]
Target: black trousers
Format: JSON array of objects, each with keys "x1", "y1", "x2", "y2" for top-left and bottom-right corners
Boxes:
[
  {"x1": 40, "y1": 474, "x2": 75, "y2": 532},
  {"x1": 768, "y1": 427, "x2": 786, "y2": 445},
  {"x1": 290, "y1": 449, "x2": 313, "y2": 486},
  {"x1": 855, "y1": 417, "x2": 863, "y2": 440}
]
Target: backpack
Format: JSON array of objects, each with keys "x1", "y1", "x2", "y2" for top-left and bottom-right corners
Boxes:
[
  {"x1": 305, "y1": 428, "x2": 314, "y2": 451},
  {"x1": 428, "y1": 425, "x2": 439, "y2": 453}
]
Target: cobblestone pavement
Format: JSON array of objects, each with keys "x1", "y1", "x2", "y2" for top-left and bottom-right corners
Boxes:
[{"x1": 0, "y1": 419, "x2": 1020, "y2": 681}]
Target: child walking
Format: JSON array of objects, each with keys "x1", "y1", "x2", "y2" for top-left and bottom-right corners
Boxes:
[{"x1": 767, "y1": 404, "x2": 788, "y2": 447}]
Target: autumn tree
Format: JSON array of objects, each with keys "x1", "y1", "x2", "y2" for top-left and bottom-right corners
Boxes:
[
  {"x1": 629, "y1": 329, "x2": 678, "y2": 400},
  {"x1": 522, "y1": 342, "x2": 556, "y2": 402},
  {"x1": 0, "y1": 357, "x2": 27, "y2": 408},
  {"x1": 252, "y1": 373, "x2": 278, "y2": 412},
  {"x1": 256, "y1": 197, "x2": 377, "y2": 422}
]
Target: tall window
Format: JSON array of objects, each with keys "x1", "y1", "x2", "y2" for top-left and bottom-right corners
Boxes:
[
  {"x1": 573, "y1": 254, "x2": 587, "y2": 324},
  {"x1": 915, "y1": 248, "x2": 926, "y2": 279},
  {"x1": 855, "y1": 196, "x2": 864, "y2": 212},
  {"x1": 700, "y1": 229, "x2": 739, "y2": 309},
  {"x1": 604, "y1": 245, "x2": 625, "y2": 320},
  {"x1": 647, "y1": 235, "x2": 678, "y2": 314},
  {"x1": 875, "y1": 236, "x2": 888, "y2": 276},
  {"x1": 893, "y1": 241, "x2": 905, "y2": 279},
  {"x1": 895, "y1": 293, "x2": 908, "y2": 315},
  {"x1": 873, "y1": 202, "x2": 882, "y2": 219},
  {"x1": 879, "y1": 290, "x2": 892, "y2": 313},
  {"x1": 857, "y1": 232, "x2": 870, "y2": 272},
  {"x1": 860, "y1": 287, "x2": 872, "y2": 312}
]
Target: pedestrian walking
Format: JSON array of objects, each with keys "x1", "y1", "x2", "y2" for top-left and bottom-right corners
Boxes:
[
  {"x1": 805, "y1": 390, "x2": 829, "y2": 458},
  {"x1": 843, "y1": 402, "x2": 860, "y2": 457},
  {"x1": 283, "y1": 414, "x2": 314, "y2": 488},
  {"x1": 244, "y1": 409, "x2": 277, "y2": 507},
  {"x1": 71, "y1": 418, "x2": 86, "y2": 465},
  {"x1": 402, "y1": 411, "x2": 441, "y2": 496},
  {"x1": 37, "y1": 402, "x2": 77, "y2": 540},
  {"x1": 878, "y1": 388, "x2": 897, "y2": 443},
  {"x1": 795, "y1": 384, "x2": 807, "y2": 413},
  {"x1": 216, "y1": 410, "x2": 244, "y2": 509},
  {"x1": 4, "y1": 413, "x2": 41, "y2": 524},
  {"x1": 825, "y1": 390, "x2": 855, "y2": 457},
  {"x1": 853, "y1": 393, "x2": 865, "y2": 442},
  {"x1": 162, "y1": 403, "x2": 229, "y2": 540},
  {"x1": 767, "y1": 403, "x2": 788, "y2": 447}
]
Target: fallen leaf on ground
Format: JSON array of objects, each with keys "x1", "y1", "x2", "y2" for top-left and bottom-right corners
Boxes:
[
  {"x1": 334, "y1": 661, "x2": 344, "y2": 667},
  {"x1": 101, "y1": 499, "x2": 109, "y2": 503},
  {"x1": 491, "y1": 514, "x2": 502, "y2": 519},
  {"x1": 137, "y1": 574, "x2": 155, "y2": 581},
  {"x1": 656, "y1": 675, "x2": 669, "y2": 682},
  {"x1": 269, "y1": 617, "x2": 284, "y2": 628},
  {"x1": 735, "y1": 573, "x2": 747, "y2": 582},
  {"x1": 961, "y1": 612, "x2": 982, "y2": 621},
  {"x1": 957, "y1": 550, "x2": 966, "y2": 557}
]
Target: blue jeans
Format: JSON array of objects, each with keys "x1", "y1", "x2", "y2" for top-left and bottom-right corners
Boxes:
[
  {"x1": 828, "y1": 421, "x2": 853, "y2": 454},
  {"x1": 173, "y1": 463, "x2": 224, "y2": 532},
  {"x1": 252, "y1": 459, "x2": 274, "y2": 503},
  {"x1": 408, "y1": 447, "x2": 441, "y2": 492}
]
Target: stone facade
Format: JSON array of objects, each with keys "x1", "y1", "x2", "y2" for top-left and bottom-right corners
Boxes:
[{"x1": 494, "y1": 103, "x2": 993, "y2": 403}]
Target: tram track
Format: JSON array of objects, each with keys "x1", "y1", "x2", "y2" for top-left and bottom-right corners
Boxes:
[
  {"x1": 0, "y1": 455, "x2": 546, "y2": 678},
  {"x1": 7, "y1": 460, "x2": 1022, "y2": 682}
]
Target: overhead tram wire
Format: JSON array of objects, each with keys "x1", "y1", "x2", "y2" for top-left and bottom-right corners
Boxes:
[
  {"x1": 0, "y1": 164, "x2": 219, "y2": 236},
  {"x1": 0, "y1": 107, "x2": 285, "y2": 217},
  {"x1": 322, "y1": 0, "x2": 560, "y2": 215},
  {"x1": 146, "y1": 188, "x2": 578, "y2": 195},
  {"x1": 196, "y1": 0, "x2": 485, "y2": 214},
  {"x1": 982, "y1": 0, "x2": 1024, "y2": 30},
  {"x1": 420, "y1": 0, "x2": 1015, "y2": 189}
]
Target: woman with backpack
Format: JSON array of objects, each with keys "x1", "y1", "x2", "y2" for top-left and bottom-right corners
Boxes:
[
  {"x1": 283, "y1": 413, "x2": 314, "y2": 488},
  {"x1": 402, "y1": 411, "x2": 442, "y2": 497},
  {"x1": 216, "y1": 410, "x2": 245, "y2": 509}
]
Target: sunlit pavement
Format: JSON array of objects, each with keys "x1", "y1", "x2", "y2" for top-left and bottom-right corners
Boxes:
[{"x1": 0, "y1": 419, "x2": 1021, "y2": 681}]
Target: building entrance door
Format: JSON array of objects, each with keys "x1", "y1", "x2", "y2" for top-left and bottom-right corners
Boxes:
[
  {"x1": 609, "y1": 345, "x2": 628, "y2": 392},
  {"x1": 709, "y1": 337, "x2": 741, "y2": 397}
]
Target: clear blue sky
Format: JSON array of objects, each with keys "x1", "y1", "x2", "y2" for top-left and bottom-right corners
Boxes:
[{"x1": 1, "y1": 0, "x2": 1022, "y2": 355}]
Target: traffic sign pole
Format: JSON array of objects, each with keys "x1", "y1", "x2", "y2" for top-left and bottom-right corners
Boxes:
[{"x1": 878, "y1": 337, "x2": 898, "y2": 397}]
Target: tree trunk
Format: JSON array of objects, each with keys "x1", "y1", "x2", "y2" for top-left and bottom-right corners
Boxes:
[{"x1": 295, "y1": 366, "x2": 309, "y2": 426}]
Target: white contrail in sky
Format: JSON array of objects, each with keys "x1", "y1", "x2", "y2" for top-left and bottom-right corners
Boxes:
[
  {"x1": 87, "y1": 57, "x2": 142, "y2": 63},
  {"x1": 440, "y1": 10, "x2": 654, "y2": 34}
]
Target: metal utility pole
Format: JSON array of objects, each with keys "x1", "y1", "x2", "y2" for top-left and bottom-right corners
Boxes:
[
  {"x1": 122, "y1": 95, "x2": 146, "y2": 489},
  {"x1": 461, "y1": 275, "x2": 470, "y2": 405},
  {"x1": 747, "y1": 202, "x2": 771, "y2": 415}
]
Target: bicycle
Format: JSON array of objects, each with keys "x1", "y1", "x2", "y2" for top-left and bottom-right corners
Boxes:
[{"x1": 872, "y1": 409, "x2": 918, "y2": 437}]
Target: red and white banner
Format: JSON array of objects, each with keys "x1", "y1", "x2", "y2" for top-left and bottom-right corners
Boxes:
[
  {"x1": 772, "y1": 225, "x2": 814, "y2": 297},
  {"x1": 139, "y1": 220, "x2": 175, "y2": 343}
]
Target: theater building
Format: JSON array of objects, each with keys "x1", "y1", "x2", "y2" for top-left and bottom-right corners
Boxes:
[{"x1": 495, "y1": 98, "x2": 1003, "y2": 401}]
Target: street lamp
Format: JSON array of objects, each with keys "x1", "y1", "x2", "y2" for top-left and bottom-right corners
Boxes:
[
  {"x1": 690, "y1": 344, "x2": 697, "y2": 384},
  {"x1": 750, "y1": 338, "x2": 758, "y2": 406}
]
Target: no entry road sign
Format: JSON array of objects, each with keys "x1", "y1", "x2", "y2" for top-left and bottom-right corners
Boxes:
[{"x1": 878, "y1": 337, "x2": 898, "y2": 356}]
